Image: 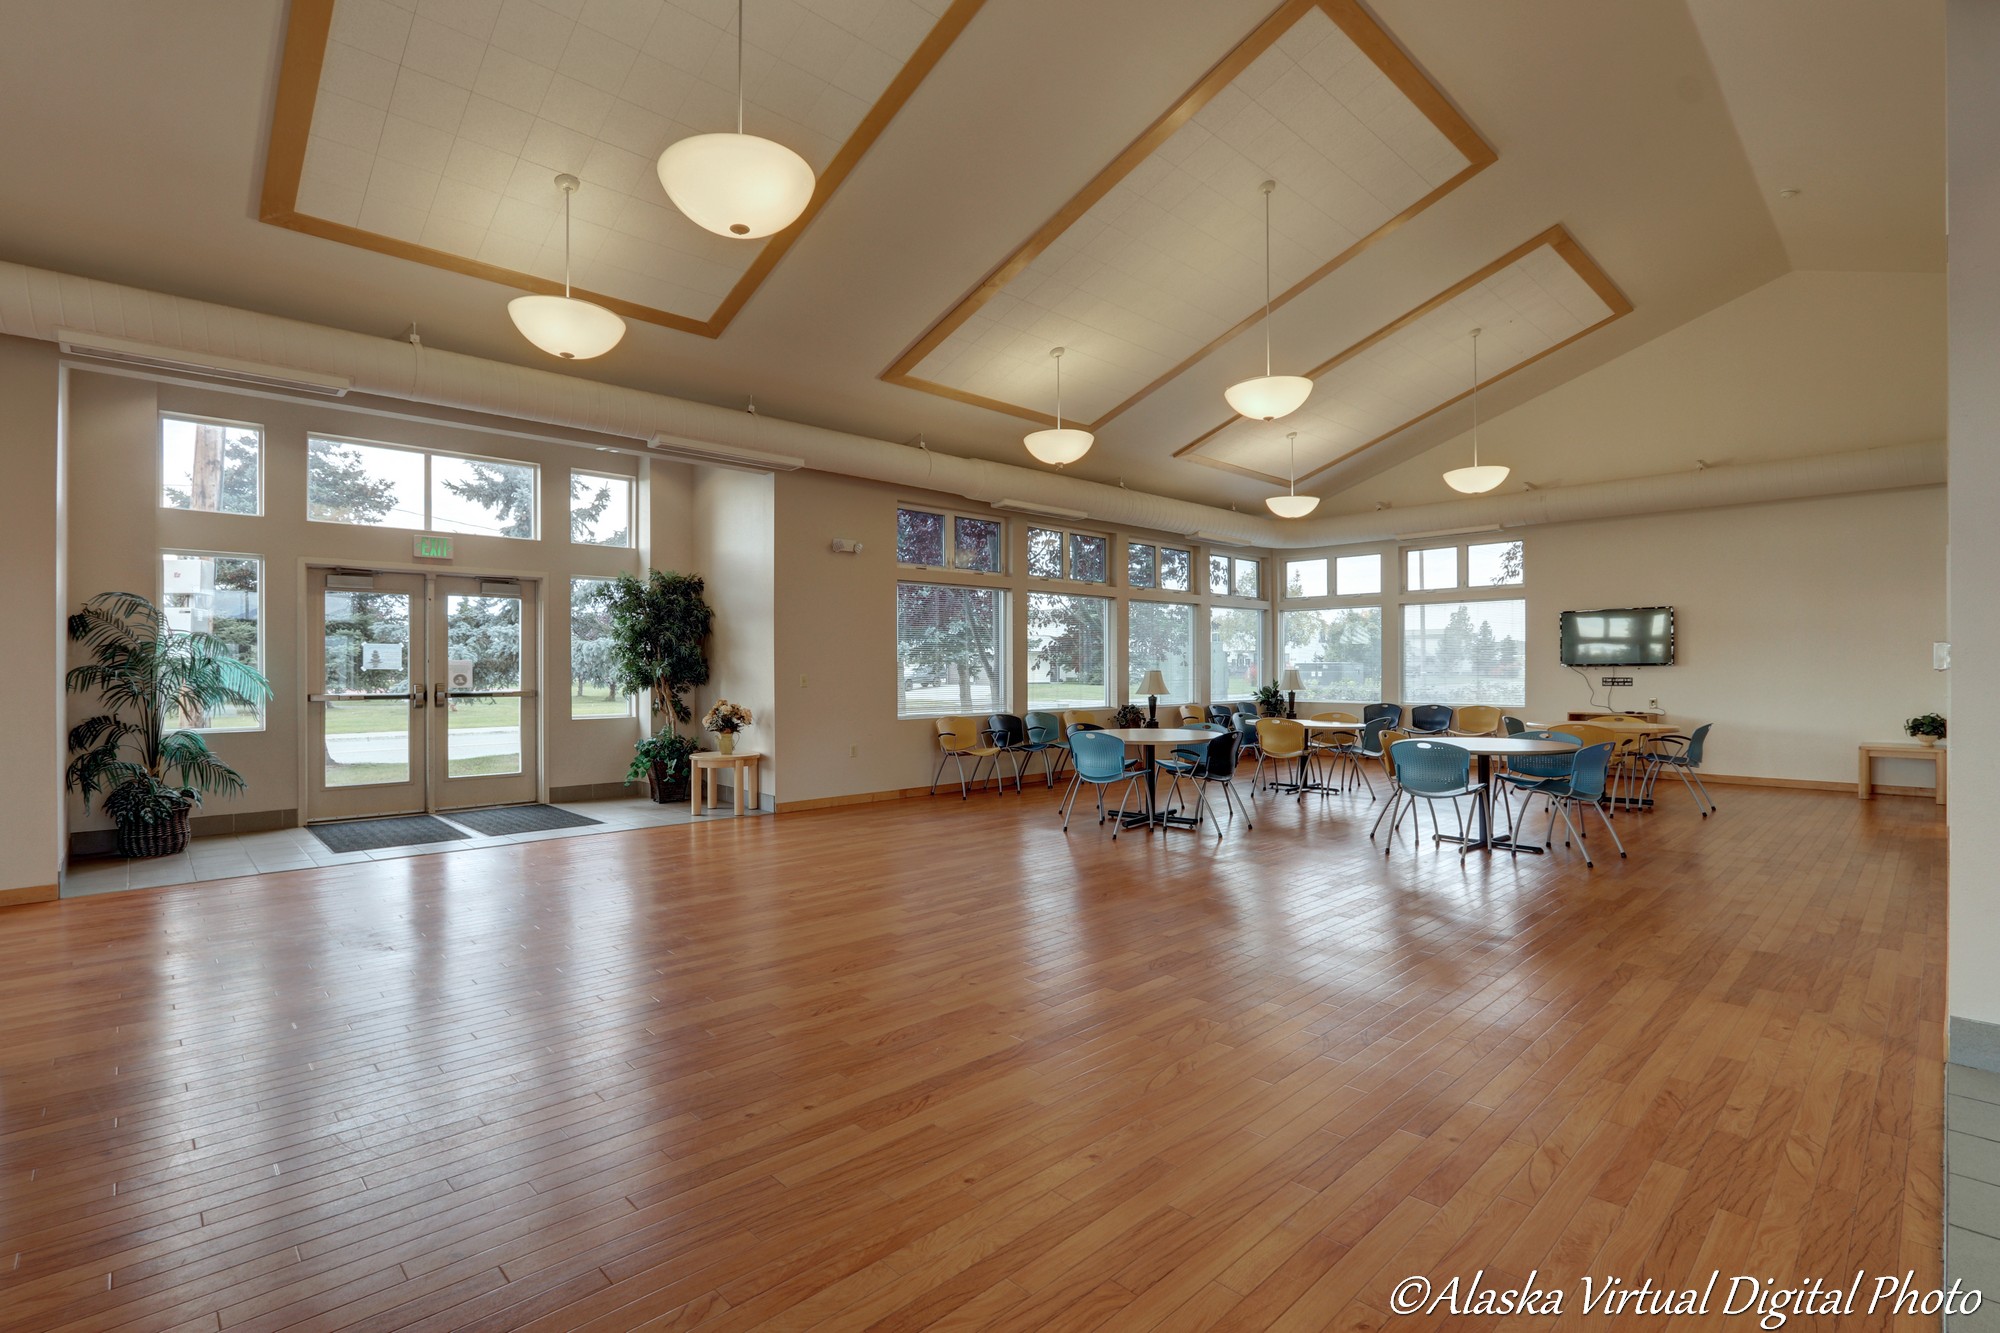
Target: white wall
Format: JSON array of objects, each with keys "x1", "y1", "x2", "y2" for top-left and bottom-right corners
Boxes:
[
  {"x1": 1949, "y1": 0, "x2": 2000, "y2": 1033},
  {"x1": 0, "y1": 335, "x2": 64, "y2": 895},
  {"x1": 689, "y1": 467, "x2": 777, "y2": 802}
]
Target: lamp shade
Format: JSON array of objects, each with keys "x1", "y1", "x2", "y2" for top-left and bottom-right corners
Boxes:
[
  {"x1": 1265, "y1": 492, "x2": 1319, "y2": 518},
  {"x1": 1138, "y1": 669, "x2": 1169, "y2": 696},
  {"x1": 657, "y1": 132, "x2": 816, "y2": 239},
  {"x1": 1022, "y1": 426, "x2": 1094, "y2": 466},
  {"x1": 1279, "y1": 668, "x2": 1303, "y2": 693},
  {"x1": 506, "y1": 294, "x2": 627, "y2": 360},
  {"x1": 1224, "y1": 374, "x2": 1313, "y2": 422},
  {"x1": 1442, "y1": 464, "x2": 1511, "y2": 495}
]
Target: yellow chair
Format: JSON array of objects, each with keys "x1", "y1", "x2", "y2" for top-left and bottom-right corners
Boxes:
[
  {"x1": 1306, "y1": 710, "x2": 1360, "y2": 752},
  {"x1": 1255, "y1": 717, "x2": 1312, "y2": 799},
  {"x1": 1448, "y1": 705, "x2": 1502, "y2": 737},
  {"x1": 931, "y1": 716, "x2": 1005, "y2": 799},
  {"x1": 1062, "y1": 709, "x2": 1108, "y2": 733},
  {"x1": 1178, "y1": 704, "x2": 1208, "y2": 724},
  {"x1": 1371, "y1": 729, "x2": 1412, "y2": 841}
]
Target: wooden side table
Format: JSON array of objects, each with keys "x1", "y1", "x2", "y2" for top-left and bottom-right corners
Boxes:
[
  {"x1": 1857, "y1": 742, "x2": 1946, "y2": 805},
  {"x1": 691, "y1": 752, "x2": 762, "y2": 816}
]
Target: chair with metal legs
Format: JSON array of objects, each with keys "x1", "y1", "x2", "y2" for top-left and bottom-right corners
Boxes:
[
  {"x1": 1369, "y1": 728, "x2": 1413, "y2": 844},
  {"x1": 1494, "y1": 729, "x2": 1582, "y2": 838},
  {"x1": 1061, "y1": 729, "x2": 1148, "y2": 839},
  {"x1": 983, "y1": 713, "x2": 1033, "y2": 794},
  {"x1": 1502, "y1": 742, "x2": 1626, "y2": 866},
  {"x1": 1254, "y1": 717, "x2": 1313, "y2": 800},
  {"x1": 1330, "y1": 716, "x2": 1391, "y2": 800},
  {"x1": 1363, "y1": 702, "x2": 1402, "y2": 729},
  {"x1": 1159, "y1": 729, "x2": 1253, "y2": 838},
  {"x1": 1406, "y1": 704, "x2": 1454, "y2": 734},
  {"x1": 931, "y1": 716, "x2": 1004, "y2": 798},
  {"x1": 1385, "y1": 740, "x2": 1479, "y2": 855},
  {"x1": 1023, "y1": 710, "x2": 1067, "y2": 787},
  {"x1": 1640, "y1": 722, "x2": 1718, "y2": 817}
]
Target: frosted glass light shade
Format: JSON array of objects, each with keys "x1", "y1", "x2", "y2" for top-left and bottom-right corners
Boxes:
[
  {"x1": 1265, "y1": 492, "x2": 1320, "y2": 518},
  {"x1": 1138, "y1": 670, "x2": 1169, "y2": 696},
  {"x1": 1224, "y1": 374, "x2": 1313, "y2": 421},
  {"x1": 1023, "y1": 427, "x2": 1094, "y2": 466},
  {"x1": 507, "y1": 295, "x2": 627, "y2": 360},
  {"x1": 1442, "y1": 464, "x2": 1511, "y2": 494},
  {"x1": 657, "y1": 133, "x2": 816, "y2": 238}
]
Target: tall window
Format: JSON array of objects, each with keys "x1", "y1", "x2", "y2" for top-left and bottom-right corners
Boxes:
[
  {"x1": 1285, "y1": 559, "x2": 1327, "y2": 598},
  {"x1": 568, "y1": 577, "x2": 633, "y2": 719},
  {"x1": 899, "y1": 507, "x2": 1004, "y2": 573},
  {"x1": 1129, "y1": 601, "x2": 1195, "y2": 703},
  {"x1": 570, "y1": 472, "x2": 634, "y2": 547},
  {"x1": 1282, "y1": 607, "x2": 1383, "y2": 702},
  {"x1": 161, "y1": 415, "x2": 260, "y2": 515},
  {"x1": 1027, "y1": 593, "x2": 1112, "y2": 709},
  {"x1": 897, "y1": 583, "x2": 1004, "y2": 717},
  {"x1": 1208, "y1": 608, "x2": 1264, "y2": 701},
  {"x1": 307, "y1": 436, "x2": 538, "y2": 538},
  {"x1": 161, "y1": 552, "x2": 263, "y2": 730},
  {"x1": 1402, "y1": 600, "x2": 1527, "y2": 706}
]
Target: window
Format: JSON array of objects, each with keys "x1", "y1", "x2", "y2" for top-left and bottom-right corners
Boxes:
[
  {"x1": 897, "y1": 583, "x2": 1004, "y2": 717},
  {"x1": 1233, "y1": 558, "x2": 1259, "y2": 599},
  {"x1": 307, "y1": 436, "x2": 538, "y2": 538},
  {"x1": 1028, "y1": 527, "x2": 1063, "y2": 578},
  {"x1": 1282, "y1": 607, "x2": 1383, "y2": 702},
  {"x1": 570, "y1": 472, "x2": 634, "y2": 547},
  {"x1": 1285, "y1": 558, "x2": 1327, "y2": 599},
  {"x1": 1158, "y1": 545, "x2": 1191, "y2": 592},
  {"x1": 1208, "y1": 608, "x2": 1265, "y2": 700},
  {"x1": 1405, "y1": 545, "x2": 1459, "y2": 591},
  {"x1": 1127, "y1": 543, "x2": 1157, "y2": 589},
  {"x1": 1069, "y1": 533, "x2": 1107, "y2": 583},
  {"x1": 1209, "y1": 554, "x2": 1231, "y2": 595},
  {"x1": 1129, "y1": 601, "x2": 1195, "y2": 703},
  {"x1": 1335, "y1": 553, "x2": 1382, "y2": 596},
  {"x1": 897, "y1": 507, "x2": 1005, "y2": 573},
  {"x1": 1027, "y1": 593, "x2": 1112, "y2": 709},
  {"x1": 1402, "y1": 600, "x2": 1527, "y2": 706},
  {"x1": 1025, "y1": 525, "x2": 1109, "y2": 582},
  {"x1": 1467, "y1": 539, "x2": 1524, "y2": 586},
  {"x1": 161, "y1": 552, "x2": 262, "y2": 730},
  {"x1": 161, "y1": 415, "x2": 260, "y2": 515},
  {"x1": 569, "y1": 577, "x2": 633, "y2": 719}
]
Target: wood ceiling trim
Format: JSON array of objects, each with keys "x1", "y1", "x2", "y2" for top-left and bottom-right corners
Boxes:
[
  {"x1": 258, "y1": 0, "x2": 987, "y2": 340},
  {"x1": 879, "y1": 0, "x2": 1496, "y2": 431},
  {"x1": 1175, "y1": 223, "x2": 1633, "y2": 487}
]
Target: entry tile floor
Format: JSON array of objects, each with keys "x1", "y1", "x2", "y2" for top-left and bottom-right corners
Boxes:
[
  {"x1": 60, "y1": 794, "x2": 763, "y2": 898},
  {"x1": 1949, "y1": 1063, "x2": 2000, "y2": 1329}
]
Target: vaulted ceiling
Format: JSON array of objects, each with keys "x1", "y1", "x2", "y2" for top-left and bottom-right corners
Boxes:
[{"x1": 0, "y1": 0, "x2": 1942, "y2": 508}]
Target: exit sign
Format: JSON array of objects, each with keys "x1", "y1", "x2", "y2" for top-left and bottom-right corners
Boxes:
[{"x1": 414, "y1": 534, "x2": 454, "y2": 560}]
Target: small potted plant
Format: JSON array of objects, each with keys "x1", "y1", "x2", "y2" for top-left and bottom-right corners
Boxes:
[
  {"x1": 630, "y1": 731, "x2": 700, "y2": 804},
  {"x1": 703, "y1": 699, "x2": 753, "y2": 754},
  {"x1": 1252, "y1": 681, "x2": 1286, "y2": 718},
  {"x1": 1905, "y1": 712, "x2": 1947, "y2": 747},
  {"x1": 1109, "y1": 702, "x2": 1147, "y2": 728},
  {"x1": 65, "y1": 591, "x2": 271, "y2": 858}
]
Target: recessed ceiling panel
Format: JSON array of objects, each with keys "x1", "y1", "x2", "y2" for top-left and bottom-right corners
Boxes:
[
  {"x1": 1181, "y1": 226, "x2": 1631, "y2": 482},
  {"x1": 884, "y1": 0, "x2": 1493, "y2": 428},
  {"x1": 262, "y1": 0, "x2": 983, "y2": 337}
]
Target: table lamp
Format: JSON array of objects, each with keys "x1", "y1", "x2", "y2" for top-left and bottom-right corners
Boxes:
[
  {"x1": 1138, "y1": 670, "x2": 1168, "y2": 726},
  {"x1": 1280, "y1": 668, "x2": 1303, "y2": 719}
]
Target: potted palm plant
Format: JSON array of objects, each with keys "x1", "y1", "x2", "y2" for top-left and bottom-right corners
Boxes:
[
  {"x1": 65, "y1": 592, "x2": 271, "y2": 858},
  {"x1": 587, "y1": 571, "x2": 712, "y2": 802}
]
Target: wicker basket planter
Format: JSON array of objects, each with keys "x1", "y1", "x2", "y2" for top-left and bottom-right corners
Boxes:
[{"x1": 115, "y1": 804, "x2": 192, "y2": 859}]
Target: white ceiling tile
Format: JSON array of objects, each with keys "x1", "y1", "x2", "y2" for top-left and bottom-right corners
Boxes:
[
  {"x1": 296, "y1": 175, "x2": 367, "y2": 227},
  {"x1": 419, "y1": 213, "x2": 489, "y2": 254},
  {"x1": 331, "y1": 0, "x2": 415, "y2": 63},
  {"x1": 519, "y1": 116, "x2": 596, "y2": 174},
  {"x1": 402, "y1": 16, "x2": 487, "y2": 88},
  {"x1": 597, "y1": 97, "x2": 672, "y2": 156},
  {"x1": 431, "y1": 176, "x2": 503, "y2": 227},
  {"x1": 310, "y1": 90, "x2": 389, "y2": 154},
  {"x1": 489, "y1": 192, "x2": 558, "y2": 241},
  {"x1": 358, "y1": 193, "x2": 430, "y2": 242},
  {"x1": 580, "y1": 139, "x2": 650, "y2": 196},
  {"x1": 491, "y1": 0, "x2": 575, "y2": 61},
  {"x1": 376, "y1": 113, "x2": 456, "y2": 174},
  {"x1": 321, "y1": 39, "x2": 402, "y2": 109},
  {"x1": 557, "y1": 21, "x2": 639, "y2": 90},
  {"x1": 538, "y1": 72, "x2": 615, "y2": 135},
  {"x1": 366, "y1": 157, "x2": 445, "y2": 212},
  {"x1": 472, "y1": 45, "x2": 554, "y2": 113},
  {"x1": 388, "y1": 66, "x2": 472, "y2": 132},
  {"x1": 415, "y1": 0, "x2": 504, "y2": 40},
  {"x1": 456, "y1": 93, "x2": 535, "y2": 154},
  {"x1": 301, "y1": 135, "x2": 378, "y2": 194},
  {"x1": 576, "y1": 0, "x2": 657, "y2": 46}
]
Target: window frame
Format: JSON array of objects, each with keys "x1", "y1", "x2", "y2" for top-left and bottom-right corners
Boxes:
[
  {"x1": 1024, "y1": 523, "x2": 1114, "y2": 585},
  {"x1": 1284, "y1": 557, "x2": 1328, "y2": 600},
  {"x1": 160, "y1": 547, "x2": 266, "y2": 733},
  {"x1": 1403, "y1": 544, "x2": 1460, "y2": 593},
  {"x1": 1206, "y1": 605, "x2": 1266, "y2": 703},
  {"x1": 159, "y1": 411, "x2": 265, "y2": 518},
  {"x1": 896, "y1": 505, "x2": 1009, "y2": 575},
  {"x1": 1026, "y1": 590, "x2": 1116, "y2": 711},
  {"x1": 305, "y1": 432, "x2": 542, "y2": 541},
  {"x1": 895, "y1": 580, "x2": 1009, "y2": 720},
  {"x1": 1399, "y1": 597, "x2": 1530, "y2": 708},
  {"x1": 567, "y1": 469, "x2": 636, "y2": 549},
  {"x1": 1127, "y1": 597, "x2": 1198, "y2": 705},
  {"x1": 1280, "y1": 604, "x2": 1385, "y2": 704}
]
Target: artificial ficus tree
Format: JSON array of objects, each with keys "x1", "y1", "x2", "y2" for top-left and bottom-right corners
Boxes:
[{"x1": 587, "y1": 571, "x2": 713, "y2": 732}]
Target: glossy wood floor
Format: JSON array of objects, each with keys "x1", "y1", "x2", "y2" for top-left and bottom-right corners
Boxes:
[{"x1": 0, "y1": 777, "x2": 1944, "y2": 1332}]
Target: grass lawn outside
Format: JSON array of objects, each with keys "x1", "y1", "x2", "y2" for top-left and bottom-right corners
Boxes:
[
  {"x1": 325, "y1": 697, "x2": 522, "y2": 734},
  {"x1": 326, "y1": 752, "x2": 523, "y2": 788}
]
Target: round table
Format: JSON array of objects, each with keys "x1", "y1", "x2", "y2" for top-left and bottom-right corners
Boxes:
[
  {"x1": 1292, "y1": 718, "x2": 1363, "y2": 794},
  {"x1": 1408, "y1": 736, "x2": 1578, "y2": 854},
  {"x1": 1094, "y1": 727, "x2": 1218, "y2": 830}
]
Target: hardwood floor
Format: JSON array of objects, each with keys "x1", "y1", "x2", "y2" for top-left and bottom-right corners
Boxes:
[{"x1": 0, "y1": 778, "x2": 1944, "y2": 1331}]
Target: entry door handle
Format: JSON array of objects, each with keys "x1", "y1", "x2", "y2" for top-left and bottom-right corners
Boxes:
[{"x1": 434, "y1": 683, "x2": 447, "y2": 707}]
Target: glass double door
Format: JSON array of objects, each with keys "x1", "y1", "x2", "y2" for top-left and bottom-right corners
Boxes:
[{"x1": 307, "y1": 569, "x2": 540, "y2": 821}]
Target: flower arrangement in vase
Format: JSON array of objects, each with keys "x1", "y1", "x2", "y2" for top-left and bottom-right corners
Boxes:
[{"x1": 703, "y1": 699, "x2": 753, "y2": 754}]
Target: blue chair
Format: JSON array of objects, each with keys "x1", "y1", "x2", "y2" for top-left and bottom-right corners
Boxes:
[
  {"x1": 1501, "y1": 715, "x2": 1527, "y2": 737},
  {"x1": 984, "y1": 714, "x2": 1033, "y2": 793},
  {"x1": 1207, "y1": 704, "x2": 1237, "y2": 727},
  {"x1": 1234, "y1": 714, "x2": 1264, "y2": 783},
  {"x1": 1159, "y1": 729, "x2": 1252, "y2": 838},
  {"x1": 1503, "y1": 742, "x2": 1625, "y2": 866},
  {"x1": 1329, "y1": 716, "x2": 1392, "y2": 800},
  {"x1": 1363, "y1": 702, "x2": 1401, "y2": 729},
  {"x1": 1384, "y1": 739, "x2": 1479, "y2": 853},
  {"x1": 1062, "y1": 729, "x2": 1147, "y2": 838},
  {"x1": 1495, "y1": 729, "x2": 1580, "y2": 836},
  {"x1": 1023, "y1": 710, "x2": 1066, "y2": 787},
  {"x1": 1641, "y1": 723, "x2": 1717, "y2": 817},
  {"x1": 1406, "y1": 704, "x2": 1453, "y2": 734}
]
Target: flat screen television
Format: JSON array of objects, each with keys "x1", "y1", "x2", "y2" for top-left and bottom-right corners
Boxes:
[{"x1": 1559, "y1": 606, "x2": 1675, "y2": 667}]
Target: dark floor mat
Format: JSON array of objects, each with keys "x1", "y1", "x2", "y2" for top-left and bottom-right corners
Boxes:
[
  {"x1": 444, "y1": 804, "x2": 603, "y2": 837},
  {"x1": 309, "y1": 814, "x2": 471, "y2": 854}
]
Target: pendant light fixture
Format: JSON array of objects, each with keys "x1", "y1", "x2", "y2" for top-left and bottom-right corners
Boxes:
[
  {"x1": 1265, "y1": 431, "x2": 1320, "y2": 518},
  {"x1": 1023, "y1": 347, "x2": 1093, "y2": 466},
  {"x1": 1224, "y1": 179, "x2": 1313, "y2": 422},
  {"x1": 1442, "y1": 327, "x2": 1511, "y2": 494},
  {"x1": 507, "y1": 174, "x2": 627, "y2": 360},
  {"x1": 656, "y1": 0, "x2": 816, "y2": 239}
]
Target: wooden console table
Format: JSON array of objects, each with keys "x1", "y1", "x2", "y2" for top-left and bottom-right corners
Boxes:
[
  {"x1": 692, "y1": 751, "x2": 762, "y2": 816},
  {"x1": 1857, "y1": 742, "x2": 1946, "y2": 805}
]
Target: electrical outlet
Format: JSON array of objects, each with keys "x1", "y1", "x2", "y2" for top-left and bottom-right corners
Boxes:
[{"x1": 1601, "y1": 676, "x2": 1634, "y2": 688}]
